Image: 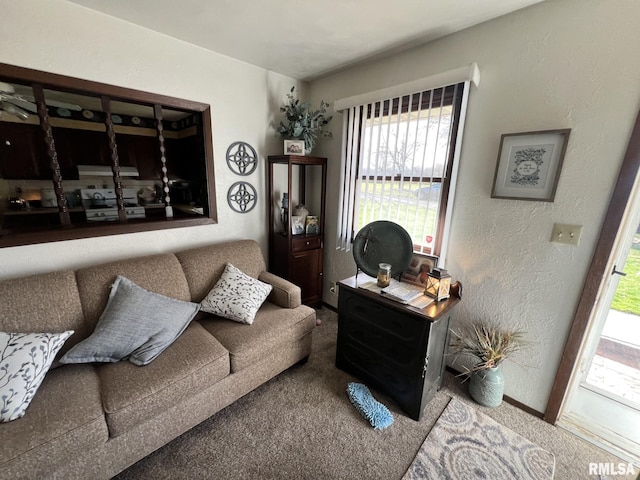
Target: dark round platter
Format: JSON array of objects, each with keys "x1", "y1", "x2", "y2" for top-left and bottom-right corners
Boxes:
[{"x1": 352, "y1": 221, "x2": 413, "y2": 278}]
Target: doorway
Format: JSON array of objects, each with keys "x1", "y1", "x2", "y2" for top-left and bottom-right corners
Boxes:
[
  {"x1": 546, "y1": 108, "x2": 640, "y2": 466},
  {"x1": 558, "y1": 207, "x2": 640, "y2": 463}
]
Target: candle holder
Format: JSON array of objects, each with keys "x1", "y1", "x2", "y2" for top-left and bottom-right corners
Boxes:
[
  {"x1": 425, "y1": 267, "x2": 451, "y2": 302},
  {"x1": 377, "y1": 263, "x2": 391, "y2": 287}
]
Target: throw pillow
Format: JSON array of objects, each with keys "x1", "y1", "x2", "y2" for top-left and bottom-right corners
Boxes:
[
  {"x1": 60, "y1": 275, "x2": 199, "y2": 366},
  {"x1": 0, "y1": 330, "x2": 74, "y2": 423},
  {"x1": 200, "y1": 263, "x2": 272, "y2": 324}
]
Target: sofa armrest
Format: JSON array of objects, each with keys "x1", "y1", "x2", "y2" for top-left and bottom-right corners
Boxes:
[{"x1": 259, "y1": 271, "x2": 301, "y2": 309}]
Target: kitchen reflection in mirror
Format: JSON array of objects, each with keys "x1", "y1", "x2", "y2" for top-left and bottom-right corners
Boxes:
[{"x1": 0, "y1": 62, "x2": 216, "y2": 247}]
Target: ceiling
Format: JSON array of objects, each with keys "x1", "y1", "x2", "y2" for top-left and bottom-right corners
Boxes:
[{"x1": 66, "y1": 0, "x2": 544, "y2": 81}]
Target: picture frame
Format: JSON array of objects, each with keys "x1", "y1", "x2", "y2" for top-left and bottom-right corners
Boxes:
[
  {"x1": 291, "y1": 215, "x2": 304, "y2": 235},
  {"x1": 305, "y1": 215, "x2": 319, "y2": 235},
  {"x1": 401, "y1": 253, "x2": 438, "y2": 287},
  {"x1": 284, "y1": 139, "x2": 305, "y2": 156},
  {"x1": 491, "y1": 129, "x2": 570, "y2": 202}
]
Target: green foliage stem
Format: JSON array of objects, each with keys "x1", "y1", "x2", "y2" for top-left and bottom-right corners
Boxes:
[{"x1": 277, "y1": 86, "x2": 332, "y2": 153}]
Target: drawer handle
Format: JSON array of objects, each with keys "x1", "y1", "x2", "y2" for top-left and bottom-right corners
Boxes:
[
  {"x1": 306, "y1": 241, "x2": 310, "y2": 245},
  {"x1": 422, "y1": 355, "x2": 429, "y2": 378}
]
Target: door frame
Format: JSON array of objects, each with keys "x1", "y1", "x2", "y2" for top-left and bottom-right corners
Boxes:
[{"x1": 545, "y1": 108, "x2": 640, "y2": 423}]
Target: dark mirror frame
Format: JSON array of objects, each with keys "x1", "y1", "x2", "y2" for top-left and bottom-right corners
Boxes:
[{"x1": 0, "y1": 62, "x2": 217, "y2": 248}]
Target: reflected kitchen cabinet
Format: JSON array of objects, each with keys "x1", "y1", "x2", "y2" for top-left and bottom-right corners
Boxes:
[
  {"x1": 0, "y1": 122, "x2": 48, "y2": 179},
  {"x1": 115, "y1": 134, "x2": 161, "y2": 179},
  {"x1": 52, "y1": 127, "x2": 111, "y2": 171}
]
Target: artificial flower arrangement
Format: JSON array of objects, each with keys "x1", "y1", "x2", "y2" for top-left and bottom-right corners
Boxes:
[{"x1": 277, "y1": 86, "x2": 332, "y2": 153}]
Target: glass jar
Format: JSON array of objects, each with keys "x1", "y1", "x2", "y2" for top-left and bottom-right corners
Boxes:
[{"x1": 377, "y1": 263, "x2": 392, "y2": 287}]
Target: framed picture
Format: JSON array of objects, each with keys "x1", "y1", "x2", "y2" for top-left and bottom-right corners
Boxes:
[
  {"x1": 305, "y1": 215, "x2": 319, "y2": 235},
  {"x1": 491, "y1": 129, "x2": 570, "y2": 202},
  {"x1": 284, "y1": 139, "x2": 305, "y2": 156},
  {"x1": 401, "y1": 253, "x2": 438, "y2": 287},
  {"x1": 291, "y1": 215, "x2": 304, "y2": 235}
]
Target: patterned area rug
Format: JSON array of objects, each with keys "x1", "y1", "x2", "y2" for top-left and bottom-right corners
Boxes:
[{"x1": 403, "y1": 398, "x2": 555, "y2": 480}]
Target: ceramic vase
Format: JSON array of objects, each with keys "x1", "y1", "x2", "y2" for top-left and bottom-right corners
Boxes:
[
  {"x1": 293, "y1": 204, "x2": 309, "y2": 226},
  {"x1": 469, "y1": 366, "x2": 504, "y2": 408}
]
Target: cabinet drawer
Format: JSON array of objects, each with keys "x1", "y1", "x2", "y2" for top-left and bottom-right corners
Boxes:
[
  {"x1": 340, "y1": 317, "x2": 420, "y2": 370},
  {"x1": 338, "y1": 342, "x2": 413, "y2": 397},
  {"x1": 340, "y1": 291, "x2": 426, "y2": 350},
  {"x1": 292, "y1": 236, "x2": 321, "y2": 252}
]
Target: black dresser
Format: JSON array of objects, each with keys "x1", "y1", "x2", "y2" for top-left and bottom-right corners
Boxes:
[{"x1": 336, "y1": 274, "x2": 460, "y2": 420}]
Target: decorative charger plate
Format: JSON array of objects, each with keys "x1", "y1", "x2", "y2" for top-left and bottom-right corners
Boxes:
[{"x1": 352, "y1": 221, "x2": 413, "y2": 278}]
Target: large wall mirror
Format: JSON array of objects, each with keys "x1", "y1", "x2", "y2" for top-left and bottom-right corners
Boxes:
[{"x1": 0, "y1": 63, "x2": 217, "y2": 248}]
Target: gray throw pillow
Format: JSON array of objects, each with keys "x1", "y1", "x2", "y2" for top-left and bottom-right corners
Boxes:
[{"x1": 60, "y1": 276, "x2": 199, "y2": 366}]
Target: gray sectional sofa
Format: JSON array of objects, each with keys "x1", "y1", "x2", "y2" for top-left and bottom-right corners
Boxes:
[{"x1": 0, "y1": 239, "x2": 316, "y2": 479}]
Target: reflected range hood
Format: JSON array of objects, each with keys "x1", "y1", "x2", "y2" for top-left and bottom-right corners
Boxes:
[{"x1": 77, "y1": 165, "x2": 139, "y2": 177}]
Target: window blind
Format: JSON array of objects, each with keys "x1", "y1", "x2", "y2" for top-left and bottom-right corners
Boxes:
[{"x1": 335, "y1": 65, "x2": 478, "y2": 262}]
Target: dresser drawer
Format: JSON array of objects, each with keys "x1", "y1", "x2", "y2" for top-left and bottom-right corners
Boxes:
[
  {"x1": 340, "y1": 318, "x2": 422, "y2": 370},
  {"x1": 292, "y1": 236, "x2": 321, "y2": 252},
  {"x1": 337, "y1": 341, "x2": 413, "y2": 397},
  {"x1": 340, "y1": 290, "x2": 426, "y2": 351}
]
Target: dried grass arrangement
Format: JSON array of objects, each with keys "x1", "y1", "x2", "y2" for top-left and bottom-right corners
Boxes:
[{"x1": 449, "y1": 321, "x2": 526, "y2": 374}]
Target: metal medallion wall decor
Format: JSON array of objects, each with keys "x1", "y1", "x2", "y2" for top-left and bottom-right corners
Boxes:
[
  {"x1": 226, "y1": 141, "x2": 258, "y2": 176},
  {"x1": 227, "y1": 181, "x2": 257, "y2": 213}
]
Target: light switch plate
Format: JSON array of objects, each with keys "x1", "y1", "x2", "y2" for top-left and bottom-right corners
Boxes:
[{"x1": 551, "y1": 223, "x2": 583, "y2": 246}]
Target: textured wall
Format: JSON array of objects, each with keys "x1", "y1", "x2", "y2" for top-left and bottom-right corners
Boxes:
[
  {"x1": 0, "y1": 0, "x2": 300, "y2": 279},
  {"x1": 310, "y1": 0, "x2": 640, "y2": 413}
]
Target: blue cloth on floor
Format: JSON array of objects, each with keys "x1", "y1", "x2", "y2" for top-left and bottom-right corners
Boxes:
[{"x1": 346, "y1": 382, "x2": 394, "y2": 430}]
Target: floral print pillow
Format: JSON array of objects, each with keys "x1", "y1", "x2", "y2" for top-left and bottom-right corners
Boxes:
[
  {"x1": 0, "y1": 330, "x2": 73, "y2": 422},
  {"x1": 200, "y1": 263, "x2": 272, "y2": 324}
]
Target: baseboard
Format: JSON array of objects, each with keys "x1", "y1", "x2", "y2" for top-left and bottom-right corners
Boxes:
[
  {"x1": 322, "y1": 301, "x2": 338, "y2": 312},
  {"x1": 445, "y1": 366, "x2": 544, "y2": 419}
]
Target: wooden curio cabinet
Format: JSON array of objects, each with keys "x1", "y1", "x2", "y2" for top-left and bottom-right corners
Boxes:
[{"x1": 268, "y1": 155, "x2": 327, "y2": 307}]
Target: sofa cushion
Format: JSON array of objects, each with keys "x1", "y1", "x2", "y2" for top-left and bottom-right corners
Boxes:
[
  {"x1": 198, "y1": 301, "x2": 316, "y2": 372},
  {"x1": 0, "y1": 365, "x2": 108, "y2": 471},
  {"x1": 0, "y1": 331, "x2": 74, "y2": 422},
  {"x1": 0, "y1": 270, "x2": 88, "y2": 354},
  {"x1": 60, "y1": 276, "x2": 199, "y2": 366},
  {"x1": 75, "y1": 253, "x2": 192, "y2": 334},
  {"x1": 175, "y1": 240, "x2": 267, "y2": 302},
  {"x1": 98, "y1": 322, "x2": 230, "y2": 437},
  {"x1": 200, "y1": 263, "x2": 272, "y2": 324}
]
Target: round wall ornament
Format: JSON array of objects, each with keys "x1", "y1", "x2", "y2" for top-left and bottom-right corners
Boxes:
[
  {"x1": 227, "y1": 181, "x2": 257, "y2": 213},
  {"x1": 226, "y1": 141, "x2": 258, "y2": 176}
]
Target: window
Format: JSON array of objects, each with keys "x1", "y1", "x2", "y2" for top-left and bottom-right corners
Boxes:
[
  {"x1": 336, "y1": 66, "x2": 478, "y2": 263},
  {"x1": 0, "y1": 62, "x2": 217, "y2": 248}
]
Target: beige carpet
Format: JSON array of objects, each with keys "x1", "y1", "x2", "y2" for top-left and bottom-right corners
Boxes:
[{"x1": 114, "y1": 308, "x2": 636, "y2": 480}]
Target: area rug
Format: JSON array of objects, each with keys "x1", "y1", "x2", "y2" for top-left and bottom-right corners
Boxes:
[{"x1": 403, "y1": 398, "x2": 555, "y2": 480}]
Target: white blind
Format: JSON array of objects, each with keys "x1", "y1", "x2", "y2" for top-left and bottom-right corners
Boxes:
[
  {"x1": 336, "y1": 106, "x2": 363, "y2": 251},
  {"x1": 335, "y1": 74, "x2": 474, "y2": 264}
]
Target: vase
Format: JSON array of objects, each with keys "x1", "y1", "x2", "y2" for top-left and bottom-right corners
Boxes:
[
  {"x1": 469, "y1": 366, "x2": 504, "y2": 408},
  {"x1": 293, "y1": 204, "x2": 309, "y2": 226}
]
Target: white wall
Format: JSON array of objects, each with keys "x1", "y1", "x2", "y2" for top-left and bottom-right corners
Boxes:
[
  {"x1": 310, "y1": 0, "x2": 640, "y2": 413},
  {"x1": 0, "y1": 0, "x2": 300, "y2": 279}
]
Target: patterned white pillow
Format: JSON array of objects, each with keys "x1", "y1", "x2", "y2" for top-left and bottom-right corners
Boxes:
[
  {"x1": 200, "y1": 263, "x2": 272, "y2": 324},
  {"x1": 0, "y1": 330, "x2": 74, "y2": 423}
]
